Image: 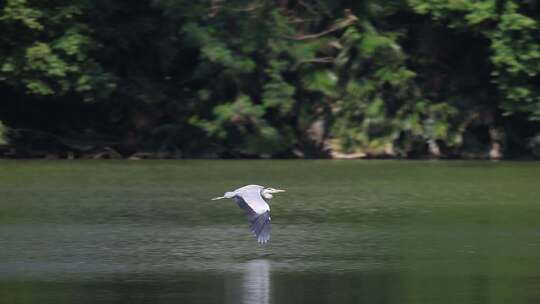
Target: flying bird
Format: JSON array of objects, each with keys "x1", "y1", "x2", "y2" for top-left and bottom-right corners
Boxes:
[{"x1": 212, "y1": 185, "x2": 285, "y2": 244}]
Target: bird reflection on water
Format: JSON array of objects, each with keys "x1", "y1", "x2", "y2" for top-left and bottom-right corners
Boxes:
[{"x1": 242, "y1": 259, "x2": 270, "y2": 304}]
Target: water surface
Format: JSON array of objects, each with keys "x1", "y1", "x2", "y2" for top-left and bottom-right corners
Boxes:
[{"x1": 1, "y1": 160, "x2": 539, "y2": 303}]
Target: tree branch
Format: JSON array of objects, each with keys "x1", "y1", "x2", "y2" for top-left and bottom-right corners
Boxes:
[
  {"x1": 287, "y1": 9, "x2": 358, "y2": 40},
  {"x1": 294, "y1": 57, "x2": 334, "y2": 68}
]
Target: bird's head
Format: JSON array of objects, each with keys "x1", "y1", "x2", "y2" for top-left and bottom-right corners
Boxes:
[{"x1": 261, "y1": 187, "x2": 286, "y2": 199}]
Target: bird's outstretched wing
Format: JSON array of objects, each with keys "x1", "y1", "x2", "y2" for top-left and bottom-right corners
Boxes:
[{"x1": 233, "y1": 189, "x2": 272, "y2": 244}]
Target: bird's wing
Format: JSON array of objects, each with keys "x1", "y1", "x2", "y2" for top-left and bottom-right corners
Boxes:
[
  {"x1": 251, "y1": 211, "x2": 271, "y2": 244},
  {"x1": 233, "y1": 190, "x2": 272, "y2": 244},
  {"x1": 236, "y1": 186, "x2": 270, "y2": 214}
]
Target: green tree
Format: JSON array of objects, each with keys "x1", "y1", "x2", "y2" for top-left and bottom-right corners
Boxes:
[
  {"x1": 0, "y1": 0, "x2": 112, "y2": 98},
  {"x1": 1, "y1": 0, "x2": 540, "y2": 158}
]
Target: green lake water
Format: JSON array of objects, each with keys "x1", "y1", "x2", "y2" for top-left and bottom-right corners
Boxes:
[{"x1": 1, "y1": 160, "x2": 539, "y2": 303}]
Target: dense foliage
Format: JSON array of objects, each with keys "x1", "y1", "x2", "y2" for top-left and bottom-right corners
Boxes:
[{"x1": 1, "y1": 0, "x2": 540, "y2": 158}]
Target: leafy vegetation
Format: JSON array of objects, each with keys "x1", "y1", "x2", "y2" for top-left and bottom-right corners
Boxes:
[{"x1": 1, "y1": 0, "x2": 540, "y2": 158}]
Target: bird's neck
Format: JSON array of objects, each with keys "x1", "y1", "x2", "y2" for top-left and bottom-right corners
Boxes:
[{"x1": 262, "y1": 191, "x2": 273, "y2": 200}]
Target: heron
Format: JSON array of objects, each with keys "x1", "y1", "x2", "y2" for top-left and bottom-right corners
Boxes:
[{"x1": 212, "y1": 185, "x2": 285, "y2": 244}]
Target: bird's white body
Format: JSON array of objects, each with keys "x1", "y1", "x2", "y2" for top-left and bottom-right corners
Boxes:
[
  {"x1": 231, "y1": 185, "x2": 270, "y2": 214},
  {"x1": 212, "y1": 184, "x2": 285, "y2": 243}
]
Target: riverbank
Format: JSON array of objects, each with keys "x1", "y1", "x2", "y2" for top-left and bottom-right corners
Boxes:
[{"x1": 0, "y1": 145, "x2": 537, "y2": 160}]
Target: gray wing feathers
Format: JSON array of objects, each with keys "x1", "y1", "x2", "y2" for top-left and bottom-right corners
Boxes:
[
  {"x1": 234, "y1": 196, "x2": 272, "y2": 244},
  {"x1": 251, "y1": 211, "x2": 271, "y2": 244}
]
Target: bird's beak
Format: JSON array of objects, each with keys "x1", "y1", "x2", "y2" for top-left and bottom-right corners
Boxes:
[{"x1": 275, "y1": 189, "x2": 286, "y2": 193}]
